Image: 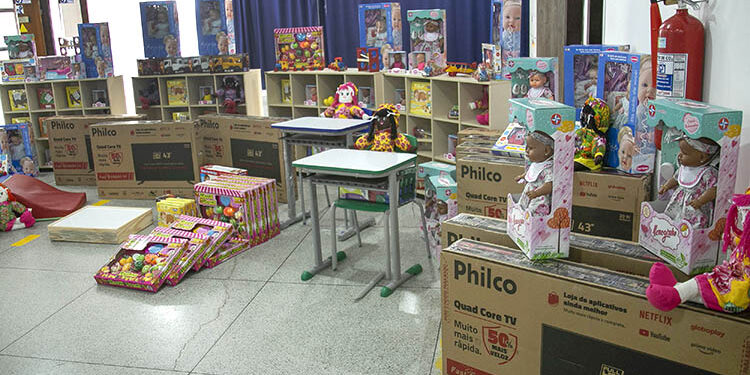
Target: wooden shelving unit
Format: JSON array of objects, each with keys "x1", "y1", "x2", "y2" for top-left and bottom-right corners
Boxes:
[
  {"x1": 132, "y1": 70, "x2": 263, "y2": 121},
  {"x1": 0, "y1": 76, "x2": 127, "y2": 170}
]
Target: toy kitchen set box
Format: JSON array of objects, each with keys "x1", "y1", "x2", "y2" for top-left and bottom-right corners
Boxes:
[
  {"x1": 90, "y1": 120, "x2": 199, "y2": 199},
  {"x1": 46, "y1": 115, "x2": 144, "y2": 186},
  {"x1": 441, "y1": 239, "x2": 750, "y2": 375},
  {"x1": 195, "y1": 114, "x2": 293, "y2": 203}
]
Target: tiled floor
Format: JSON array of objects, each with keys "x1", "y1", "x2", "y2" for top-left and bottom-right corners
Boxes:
[{"x1": 0, "y1": 174, "x2": 443, "y2": 375}]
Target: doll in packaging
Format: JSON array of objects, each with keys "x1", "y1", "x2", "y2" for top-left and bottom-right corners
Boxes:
[
  {"x1": 658, "y1": 136, "x2": 719, "y2": 229},
  {"x1": 526, "y1": 71, "x2": 554, "y2": 100},
  {"x1": 515, "y1": 130, "x2": 554, "y2": 216},
  {"x1": 354, "y1": 103, "x2": 412, "y2": 153},
  {"x1": 321, "y1": 82, "x2": 368, "y2": 119}
]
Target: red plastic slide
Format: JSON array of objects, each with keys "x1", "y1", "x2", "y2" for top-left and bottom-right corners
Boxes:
[{"x1": 4, "y1": 175, "x2": 87, "y2": 219}]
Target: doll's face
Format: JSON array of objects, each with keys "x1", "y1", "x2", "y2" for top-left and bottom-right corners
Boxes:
[
  {"x1": 677, "y1": 139, "x2": 713, "y2": 167},
  {"x1": 0, "y1": 187, "x2": 7, "y2": 203},
  {"x1": 165, "y1": 37, "x2": 178, "y2": 56},
  {"x1": 618, "y1": 137, "x2": 634, "y2": 170},
  {"x1": 0, "y1": 134, "x2": 8, "y2": 152},
  {"x1": 525, "y1": 133, "x2": 553, "y2": 163},
  {"x1": 158, "y1": 11, "x2": 168, "y2": 23},
  {"x1": 424, "y1": 21, "x2": 440, "y2": 33},
  {"x1": 587, "y1": 67, "x2": 598, "y2": 79},
  {"x1": 10, "y1": 135, "x2": 21, "y2": 146},
  {"x1": 503, "y1": 4, "x2": 522, "y2": 31},
  {"x1": 225, "y1": 1, "x2": 234, "y2": 19},
  {"x1": 392, "y1": 12, "x2": 401, "y2": 29},
  {"x1": 529, "y1": 73, "x2": 547, "y2": 88},
  {"x1": 376, "y1": 19, "x2": 386, "y2": 32},
  {"x1": 338, "y1": 87, "x2": 354, "y2": 104},
  {"x1": 417, "y1": 54, "x2": 425, "y2": 63},
  {"x1": 437, "y1": 200, "x2": 448, "y2": 215},
  {"x1": 22, "y1": 159, "x2": 34, "y2": 175},
  {"x1": 217, "y1": 34, "x2": 229, "y2": 54},
  {"x1": 637, "y1": 59, "x2": 655, "y2": 104}
]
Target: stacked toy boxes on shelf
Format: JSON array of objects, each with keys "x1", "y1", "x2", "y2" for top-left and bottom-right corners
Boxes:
[
  {"x1": 136, "y1": 54, "x2": 250, "y2": 76},
  {"x1": 563, "y1": 44, "x2": 629, "y2": 118}
]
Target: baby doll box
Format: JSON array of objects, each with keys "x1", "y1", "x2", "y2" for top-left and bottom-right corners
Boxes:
[
  {"x1": 417, "y1": 161, "x2": 456, "y2": 190},
  {"x1": 639, "y1": 98, "x2": 742, "y2": 275},
  {"x1": 168, "y1": 214, "x2": 233, "y2": 271},
  {"x1": 94, "y1": 235, "x2": 188, "y2": 293},
  {"x1": 563, "y1": 44, "x2": 628, "y2": 118},
  {"x1": 4, "y1": 35, "x2": 36, "y2": 60},
  {"x1": 596, "y1": 51, "x2": 654, "y2": 173},
  {"x1": 150, "y1": 226, "x2": 210, "y2": 286},
  {"x1": 358, "y1": 3, "x2": 403, "y2": 57},
  {"x1": 406, "y1": 9, "x2": 447, "y2": 68},
  {"x1": 508, "y1": 57, "x2": 558, "y2": 101},
  {"x1": 0, "y1": 123, "x2": 39, "y2": 177},
  {"x1": 77, "y1": 23, "x2": 114, "y2": 78},
  {"x1": 506, "y1": 98, "x2": 575, "y2": 260},
  {"x1": 426, "y1": 172, "x2": 458, "y2": 217},
  {"x1": 140, "y1": 1, "x2": 180, "y2": 58},
  {"x1": 196, "y1": 0, "x2": 236, "y2": 56}
]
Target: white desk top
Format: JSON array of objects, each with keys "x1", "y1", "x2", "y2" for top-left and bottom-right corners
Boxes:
[
  {"x1": 271, "y1": 117, "x2": 370, "y2": 134},
  {"x1": 292, "y1": 149, "x2": 416, "y2": 176}
]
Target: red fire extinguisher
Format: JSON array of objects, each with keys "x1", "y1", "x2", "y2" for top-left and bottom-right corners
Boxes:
[{"x1": 650, "y1": 0, "x2": 706, "y2": 102}]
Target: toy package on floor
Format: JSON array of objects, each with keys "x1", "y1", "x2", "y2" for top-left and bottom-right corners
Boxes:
[
  {"x1": 157, "y1": 197, "x2": 197, "y2": 226},
  {"x1": 506, "y1": 98, "x2": 575, "y2": 260},
  {"x1": 407, "y1": 9, "x2": 446, "y2": 71},
  {"x1": 0, "y1": 123, "x2": 39, "y2": 177},
  {"x1": 150, "y1": 227, "x2": 210, "y2": 286},
  {"x1": 597, "y1": 51, "x2": 655, "y2": 173},
  {"x1": 273, "y1": 26, "x2": 325, "y2": 71},
  {"x1": 36, "y1": 87, "x2": 54, "y2": 109},
  {"x1": 78, "y1": 23, "x2": 114, "y2": 78},
  {"x1": 140, "y1": 1, "x2": 181, "y2": 58},
  {"x1": 204, "y1": 236, "x2": 250, "y2": 268},
  {"x1": 358, "y1": 3, "x2": 402, "y2": 61},
  {"x1": 94, "y1": 235, "x2": 188, "y2": 292},
  {"x1": 409, "y1": 81, "x2": 431, "y2": 116},
  {"x1": 7, "y1": 89, "x2": 27, "y2": 111},
  {"x1": 4, "y1": 35, "x2": 36, "y2": 59},
  {"x1": 563, "y1": 44, "x2": 628, "y2": 117},
  {"x1": 65, "y1": 86, "x2": 82, "y2": 108},
  {"x1": 37, "y1": 56, "x2": 83, "y2": 80},
  {"x1": 417, "y1": 161, "x2": 456, "y2": 191},
  {"x1": 490, "y1": 0, "x2": 526, "y2": 78},
  {"x1": 205, "y1": 175, "x2": 280, "y2": 235},
  {"x1": 639, "y1": 98, "x2": 742, "y2": 275},
  {"x1": 1, "y1": 59, "x2": 36, "y2": 82},
  {"x1": 169, "y1": 215, "x2": 234, "y2": 271},
  {"x1": 167, "y1": 79, "x2": 187, "y2": 105},
  {"x1": 508, "y1": 57, "x2": 558, "y2": 100},
  {"x1": 196, "y1": 0, "x2": 236, "y2": 55},
  {"x1": 424, "y1": 172, "x2": 458, "y2": 258},
  {"x1": 199, "y1": 165, "x2": 248, "y2": 181}
]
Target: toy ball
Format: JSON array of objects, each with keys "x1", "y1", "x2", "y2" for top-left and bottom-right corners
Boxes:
[
  {"x1": 145, "y1": 253, "x2": 158, "y2": 264},
  {"x1": 142, "y1": 265, "x2": 151, "y2": 273},
  {"x1": 295, "y1": 33, "x2": 305, "y2": 41},
  {"x1": 219, "y1": 196, "x2": 232, "y2": 206},
  {"x1": 296, "y1": 49, "x2": 303, "y2": 57},
  {"x1": 310, "y1": 42, "x2": 318, "y2": 50},
  {"x1": 133, "y1": 254, "x2": 145, "y2": 262},
  {"x1": 299, "y1": 41, "x2": 309, "y2": 49},
  {"x1": 147, "y1": 244, "x2": 164, "y2": 254},
  {"x1": 306, "y1": 32, "x2": 313, "y2": 39},
  {"x1": 304, "y1": 50, "x2": 311, "y2": 58},
  {"x1": 223, "y1": 206, "x2": 236, "y2": 217},
  {"x1": 134, "y1": 259, "x2": 144, "y2": 272},
  {"x1": 288, "y1": 53, "x2": 296, "y2": 60},
  {"x1": 291, "y1": 42, "x2": 299, "y2": 50}
]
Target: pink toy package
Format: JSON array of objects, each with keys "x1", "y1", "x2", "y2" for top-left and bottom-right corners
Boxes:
[
  {"x1": 94, "y1": 235, "x2": 188, "y2": 292},
  {"x1": 208, "y1": 175, "x2": 280, "y2": 235},
  {"x1": 204, "y1": 236, "x2": 250, "y2": 268},
  {"x1": 150, "y1": 226, "x2": 210, "y2": 286},
  {"x1": 168, "y1": 214, "x2": 233, "y2": 271},
  {"x1": 506, "y1": 98, "x2": 575, "y2": 260},
  {"x1": 199, "y1": 164, "x2": 248, "y2": 181}
]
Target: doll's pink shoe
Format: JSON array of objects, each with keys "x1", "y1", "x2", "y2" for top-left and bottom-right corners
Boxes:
[
  {"x1": 646, "y1": 284, "x2": 681, "y2": 311},
  {"x1": 648, "y1": 262, "x2": 677, "y2": 286},
  {"x1": 19, "y1": 210, "x2": 35, "y2": 228}
]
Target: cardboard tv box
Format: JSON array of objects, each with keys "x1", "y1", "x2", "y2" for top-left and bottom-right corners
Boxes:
[
  {"x1": 456, "y1": 155, "x2": 525, "y2": 220},
  {"x1": 90, "y1": 120, "x2": 199, "y2": 199},
  {"x1": 441, "y1": 239, "x2": 750, "y2": 375},
  {"x1": 196, "y1": 114, "x2": 294, "y2": 203},
  {"x1": 47, "y1": 115, "x2": 145, "y2": 186}
]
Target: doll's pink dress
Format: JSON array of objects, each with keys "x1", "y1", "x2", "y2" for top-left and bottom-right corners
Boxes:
[
  {"x1": 663, "y1": 165, "x2": 718, "y2": 228},
  {"x1": 518, "y1": 159, "x2": 553, "y2": 216}
]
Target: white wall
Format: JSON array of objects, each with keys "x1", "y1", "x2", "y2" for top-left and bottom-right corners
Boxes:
[
  {"x1": 87, "y1": 0, "x2": 200, "y2": 111},
  {"x1": 603, "y1": 0, "x2": 750, "y2": 192}
]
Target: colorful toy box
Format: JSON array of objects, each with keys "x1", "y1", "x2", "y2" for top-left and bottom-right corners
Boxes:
[
  {"x1": 639, "y1": 98, "x2": 742, "y2": 275},
  {"x1": 206, "y1": 175, "x2": 280, "y2": 235},
  {"x1": 424, "y1": 172, "x2": 458, "y2": 257},
  {"x1": 563, "y1": 44, "x2": 628, "y2": 118},
  {"x1": 196, "y1": 0, "x2": 236, "y2": 56},
  {"x1": 417, "y1": 161, "x2": 456, "y2": 191},
  {"x1": 93, "y1": 235, "x2": 188, "y2": 292},
  {"x1": 491, "y1": 120, "x2": 526, "y2": 157},
  {"x1": 273, "y1": 26, "x2": 325, "y2": 71},
  {"x1": 150, "y1": 227, "x2": 210, "y2": 286},
  {"x1": 508, "y1": 57, "x2": 558, "y2": 101},
  {"x1": 506, "y1": 98, "x2": 575, "y2": 260},
  {"x1": 37, "y1": 55, "x2": 83, "y2": 80},
  {"x1": 168, "y1": 215, "x2": 233, "y2": 271},
  {"x1": 78, "y1": 22, "x2": 114, "y2": 78},
  {"x1": 156, "y1": 197, "x2": 197, "y2": 226},
  {"x1": 409, "y1": 80, "x2": 431, "y2": 116},
  {"x1": 204, "y1": 236, "x2": 250, "y2": 268},
  {"x1": 65, "y1": 86, "x2": 82, "y2": 108},
  {"x1": 167, "y1": 79, "x2": 187, "y2": 105},
  {"x1": 407, "y1": 9, "x2": 447, "y2": 70},
  {"x1": 358, "y1": 3, "x2": 403, "y2": 66},
  {"x1": 1, "y1": 59, "x2": 37, "y2": 82},
  {"x1": 199, "y1": 164, "x2": 248, "y2": 181},
  {"x1": 140, "y1": 1, "x2": 181, "y2": 58},
  {"x1": 4, "y1": 35, "x2": 36, "y2": 59},
  {"x1": 0, "y1": 122, "x2": 39, "y2": 176},
  {"x1": 37, "y1": 87, "x2": 54, "y2": 109},
  {"x1": 7, "y1": 89, "x2": 27, "y2": 111},
  {"x1": 597, "y1": 51, "x2": 654, "y2": 173}
]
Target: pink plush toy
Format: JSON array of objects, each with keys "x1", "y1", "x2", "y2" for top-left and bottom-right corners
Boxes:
[
  {"x1": 468, "y1": 87, "x2": 489, "y2": 125},
  {"x1": 320, "y1": 82, "x2": 369, "y2": 119},
  {"x1": 0, "y1": 183, "x2": 34, "y2": 231}
]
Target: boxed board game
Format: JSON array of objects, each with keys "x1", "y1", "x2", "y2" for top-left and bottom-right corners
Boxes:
[
  {"x1": 273, "y1": 26, "x2": 325, "y2": 71},
  {"x1": 37, "y1": 87, "x2": 54, "y2": 109},
  {"x1": 7, "y1": 89, "x2": 27, "y2": 111},
  {"x1": 65, "y1": 86, "x2": 82, "y2": 108},
  {"x1": 78, "y1": 22, "x2": 114, "y2": 78},
  {"x1": 166, "y1": 79, "x2": 187, "y2": 105},
  {"x1": 409, "y1": 80, "x2": 431, "y2": 116},
  {"x1": 140, "y1": 1, "x2": 181, "y2": 58},
  {"x1": 90, "y1": 120, "x2": 199, "y2": 199},
  {"x1": 196, "y1": 0, "x2": 236, "y2": 55}
]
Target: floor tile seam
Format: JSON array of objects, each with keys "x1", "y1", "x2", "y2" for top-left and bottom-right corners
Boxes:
[
  {"x1": 429, "y1": 322, "x2": 442, "y2": 375},
  {"x1": 0, "y1": 265, "x2": 92, "y2": 275},
  {"x1": 0, "y1": 353, "x2": 188, "y2": 373}
]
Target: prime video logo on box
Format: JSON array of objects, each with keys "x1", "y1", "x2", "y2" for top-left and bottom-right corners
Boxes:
[
  {"x1": 91, "y1": 127, "x2": 117, "y2": 137},
  {"x1": 454, "y1": 259, "x2": 517, "y2": 294},
  {"x1": 460, "y1": 165, "x2": 502, "y2": 182}
]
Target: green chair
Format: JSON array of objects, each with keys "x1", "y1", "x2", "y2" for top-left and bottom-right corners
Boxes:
[{"x1": 329, "y1": 134, "x2": 430, "y2": 298}]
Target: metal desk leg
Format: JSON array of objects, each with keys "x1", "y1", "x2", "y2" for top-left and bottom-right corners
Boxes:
[
  {"x1": 300, "y1": 180, "x2": 345, "y2": 281},
  {"x1": 280, "y1": 134, "x2": 309, "y2": 229},
  {"x1": 381, "y1": 171, "x2": 422, "y2": 297},
  {"x1": 299, "y1": 169, "x2": 306, "y2": 225},
  {"x1": 337, "y1": 130, "x2": 375, "y2": 241}
]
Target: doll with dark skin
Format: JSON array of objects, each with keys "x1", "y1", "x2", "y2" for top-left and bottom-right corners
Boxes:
[
  {"x1": 354, "y1": 103, "x2": 413, "y2": 152},
  {"x1": 658, "y1": 137, "x2": 719, "y2": 229},
  {"x1": 515, "y1": 131, "x2": 554, "y2": 216}
]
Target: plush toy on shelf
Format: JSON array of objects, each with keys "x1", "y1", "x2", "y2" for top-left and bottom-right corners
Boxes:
[
  {"x1": 320, "y1": 82, "x2": 369, "y2": 119},
  {"x1": 647, "y1": 189, "x2": 750, "y2": 314},
  {"x1": 215, "y1": 75, "x2": 244, "y2": 114},
  {"x1": 0, "y1": 183, "x2": 35, "y2": 231},
  {"x1": 354, "y1": 103, "x2": 413, "y2": 153},
  {"x1": 574, "y1": 97, "x2": 610, "y2": 171},
  {"x1": 138, "y1": 82, "x2": 160, "y2": 109},
  {"x1": 468, "y1": 87, "x2": 489, "y2": 125}
]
